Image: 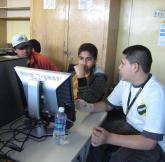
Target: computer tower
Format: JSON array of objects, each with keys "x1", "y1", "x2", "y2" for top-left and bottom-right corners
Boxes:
[{"x1": 0, "y1": 56, "x2": 27, "y2": 127}]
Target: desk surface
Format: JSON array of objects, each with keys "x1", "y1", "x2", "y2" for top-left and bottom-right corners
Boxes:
[{"x1": 2, "y1": 111, "x2": 107, "y2": 162}]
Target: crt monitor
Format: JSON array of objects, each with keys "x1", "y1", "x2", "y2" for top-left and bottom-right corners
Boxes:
[
  {"x1": 0, "y1": 56, "x2": 27, "y2": 127},
  {"x1": 14, "y1": 66, "x2": 76, "y2": 127}
]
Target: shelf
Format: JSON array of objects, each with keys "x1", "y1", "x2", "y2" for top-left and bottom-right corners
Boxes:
[
  {"x1": 0, "y1": 0, "x2": 30, "y2": 47},
  {"x1": 0, "y1": 6, "x2": 30, "y2": 10},
  {"x1": 0, "y1": 6, "x2": 30, "y2": 20},
  {"x1": 0, "y1": 17, "x2": 30, "y2": 20}
]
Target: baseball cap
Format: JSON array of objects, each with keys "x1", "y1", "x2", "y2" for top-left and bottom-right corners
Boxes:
[{"x1": 11, "y1": 34, "x2": 29, "y2": 48}]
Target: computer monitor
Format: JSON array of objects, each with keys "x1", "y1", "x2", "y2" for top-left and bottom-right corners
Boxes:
[
  {"x1": 0, "y1": 56, "x2": 27, "y2": 127},
  {"x1": 14, "y1": 66, "x2": 76, "y2": 135}
]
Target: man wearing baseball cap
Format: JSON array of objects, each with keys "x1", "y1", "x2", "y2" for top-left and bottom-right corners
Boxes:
[{"x1": 11, "y1": 34, "x2": 59, "y2": 71}]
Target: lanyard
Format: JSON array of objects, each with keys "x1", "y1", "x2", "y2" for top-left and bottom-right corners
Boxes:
[
  {"x1": 126, "y1": 87, "x2": 143, "y2": 116},
  {"x1": 126, "y1": 74, "x2": 151, "y2": 116}
]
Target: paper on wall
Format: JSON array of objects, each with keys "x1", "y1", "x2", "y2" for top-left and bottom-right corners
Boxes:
[
  {"x1": 158, "y1": 18, "x2": 165, "y2": 46},
  {"x1": 78, "y1": 0, "x2": 93, "y2": 10},
  {"x1": 43, "y1": 0, "x2": 56, "y2": 9}
]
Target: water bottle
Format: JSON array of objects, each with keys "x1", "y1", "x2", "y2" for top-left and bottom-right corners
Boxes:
[{"x1": 53, "y1": 107, "x2": 67, "y2": 145}]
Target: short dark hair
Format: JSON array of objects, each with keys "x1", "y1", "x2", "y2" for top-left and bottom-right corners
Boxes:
[
  {"x1": 123, "y1": 45, "x2": 152, "y2": 73},
  {"x1": 29, "y1": 39, "x2": 41, "y2": 53},
  {"x1": 78, "y1": 43, "x2": 98, "y2": 60}
]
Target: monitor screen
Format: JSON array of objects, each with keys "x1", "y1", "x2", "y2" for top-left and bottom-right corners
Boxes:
[
  {"x1": 0, "y1": 56, "x2": 27, "y2": 127},
  {"x1": 14, "y1": 66, "x2": 76, "y2": 127}
]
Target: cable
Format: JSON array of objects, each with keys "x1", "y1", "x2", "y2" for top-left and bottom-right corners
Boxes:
[
  {"x1": 0, "y1": 134, "x2": 16, "y2": 153},
  {"x1": 12, "y1": 119, "x2": 49, "y2": 141},
  {"x1": 0, "y1": 150, "x2": 20, "y2": 162},
  {"x1": 1, "y1": 116, "x2": 74, "y2": 154},
  {"x1": 7, "y1": 144, "x2": 22, "y2": 152},
  {"x1": 0, "y1": 118, "x2": 32, "y2": 153},
  {"x1": 66, "y1": 117, "x2": 74, "y2": 124},
  {"x1": 18, "y1": 123, "x2": 34, "y2": 151}
]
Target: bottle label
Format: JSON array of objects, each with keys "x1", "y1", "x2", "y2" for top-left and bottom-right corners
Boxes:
[
  {"x1": 53, "y1": 112, "x2": 67, "y2": 145},
  {"x1": 54, "y1": 118, "x2": 66, "y2": 135},
  {"x1": 55, "y1": 120, "x2": 65, "y2": 130}
]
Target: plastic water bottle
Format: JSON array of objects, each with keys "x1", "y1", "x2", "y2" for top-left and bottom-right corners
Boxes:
[{"x1": 53, "y1": 107, "x2": 67, "y2": 145}]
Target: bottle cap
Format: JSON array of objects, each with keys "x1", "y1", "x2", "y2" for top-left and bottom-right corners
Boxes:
[{"x1": 59, "y1": 107, "x2": 64, "y2": 112}]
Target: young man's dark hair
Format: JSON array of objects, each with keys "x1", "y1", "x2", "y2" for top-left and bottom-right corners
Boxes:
[
  {"x1": 74, "y1": 43, "x2": 107, "y2": 103},
  {"x1": 78, "y1": 43, "x2": 98, "y2": 60},
  {"x1": 29, "y1": 39, "x2": 41, "y2": 53},
  {"x1": 123, "y1": 45, "x2": 152, "y2": 73}
]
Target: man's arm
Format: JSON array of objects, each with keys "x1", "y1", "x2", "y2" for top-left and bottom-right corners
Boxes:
[
  {"x1": 93, "y1": 101, "x2": 113, "y2": 112},
  {"x1": 77, "y1": 75, "x2": 107, "y2": 103},
  {"x1": 74, "y1": 64, "x2": 107, "y2": 103},
  {"x1": 92, "y1": 127, "x2": 157, "y2": 150},
  {"x1": 75, "y1": 99, "x2": 113, "y2": 112}
]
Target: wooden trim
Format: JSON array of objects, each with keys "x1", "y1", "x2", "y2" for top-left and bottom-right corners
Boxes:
[
  {"x1": 0, "y1": 16, "x2": 30, "y2": 20},
  {"x1": 0, "y1": 6, "x2": 30, "y2": 10}
]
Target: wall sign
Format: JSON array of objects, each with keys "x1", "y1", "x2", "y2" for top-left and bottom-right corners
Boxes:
[
  {"x1": 158, "y1": 18, "x2": 165, "y2": 46},
  {"x1": 78, "y1": 0, "x2": 93, "y2": 10},
  {"x1": 43, "y1": 0, "x2": 56, "y2": 9}
]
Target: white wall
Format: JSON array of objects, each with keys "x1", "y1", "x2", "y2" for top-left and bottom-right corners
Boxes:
[{"x1": 115, "y1": 0, "x2": 165, "y2": 84}]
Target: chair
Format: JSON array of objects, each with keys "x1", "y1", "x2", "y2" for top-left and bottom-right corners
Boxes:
[{"x1": 67, "y1": 63, "x2": 75, "y2": 73}]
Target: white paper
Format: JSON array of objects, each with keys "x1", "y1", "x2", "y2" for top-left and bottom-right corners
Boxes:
[
  {"x1": 43, "y1": 0, "x2": 56, "y2": 9},
  {"x1": 79, "y1": 0, "x2": 93, "y2": 10},
  {"x1": 158, "y1": 18, "x2": 165, "y2": 46}
]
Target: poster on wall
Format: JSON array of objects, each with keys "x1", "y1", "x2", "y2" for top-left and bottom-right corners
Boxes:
[
  {"x1": 43, "y1": 0, "x2": 56, "y2": 9},
  {"x1": 158, "y1": 18, "x2": 165, "y2": 46},
  {"x1": 78, "y1": 0, "x2": 93, "y2": 10}
]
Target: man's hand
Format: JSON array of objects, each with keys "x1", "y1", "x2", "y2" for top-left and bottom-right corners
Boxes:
[
  {"x1": 74, "y1": 64, "x2": 85, "y2": 78},
  {"x1": 91, "y1": 127, "x2": 110, "y2": 147},
  {"x1": 75, "y1": 99, "x2": 94, "y2": 112}
]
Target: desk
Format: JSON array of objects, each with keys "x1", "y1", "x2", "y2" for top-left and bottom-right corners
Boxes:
[{"x1": 1, "y1": 111, "x2": 107, "y2": 162}]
